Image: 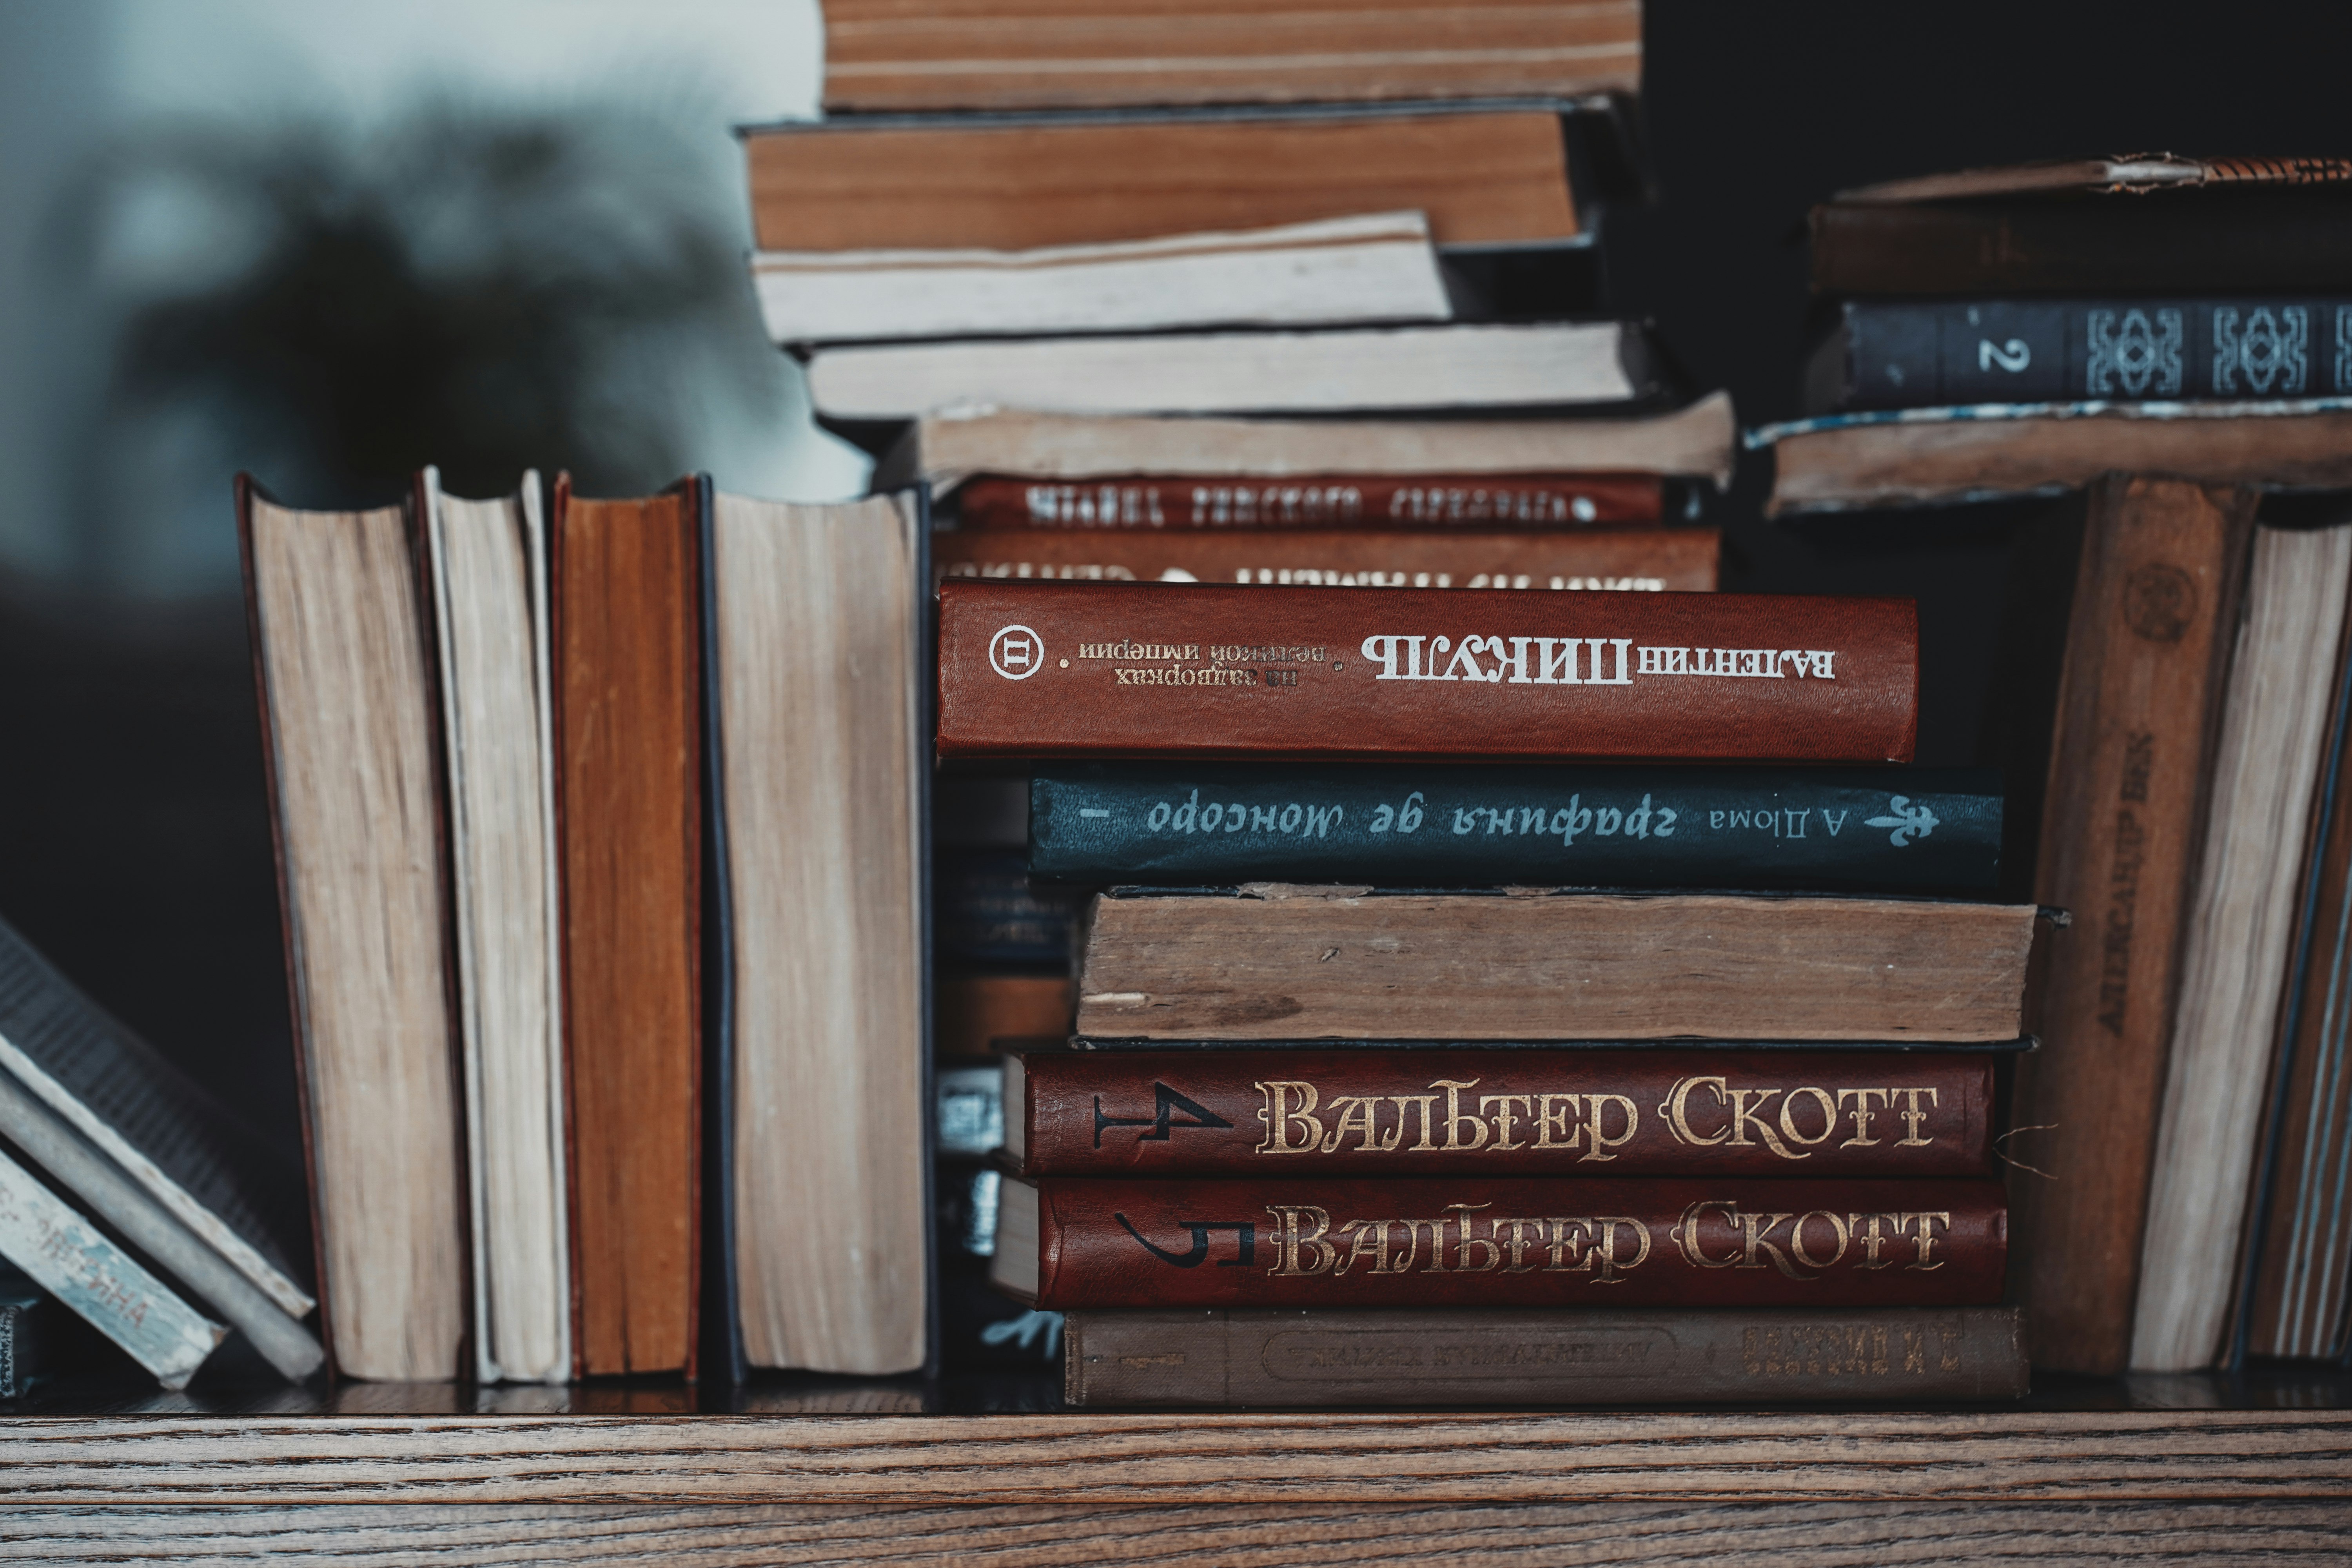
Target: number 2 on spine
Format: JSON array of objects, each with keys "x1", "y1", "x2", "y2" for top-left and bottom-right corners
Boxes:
[{"x1": 1978, "y1": 338, "x2": 2031, "y2": 373}]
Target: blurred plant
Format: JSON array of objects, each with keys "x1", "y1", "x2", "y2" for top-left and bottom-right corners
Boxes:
[{"x1": 53, "y1": 95, "x2": 788, "y2": 581}]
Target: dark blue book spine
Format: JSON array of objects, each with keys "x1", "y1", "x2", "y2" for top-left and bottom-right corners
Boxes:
[
  {"x1": 1031, "y1": 764, "x2": 1999, "y2": 892},
  {"x1": 1818, "y1": 299, "x2": 2352, "y2": 412}
]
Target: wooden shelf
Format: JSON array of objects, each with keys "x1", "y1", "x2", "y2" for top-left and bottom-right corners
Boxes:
[{"x1": 1, "y1": 1372, "x2": 2347, "y2": 1561}]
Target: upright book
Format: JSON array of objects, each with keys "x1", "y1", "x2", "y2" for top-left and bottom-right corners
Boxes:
[
  {"x1": 240, "y1": 477, "x2": 465, "y2": 1381},
  {"x1": 935, "y1": 579, "x2": 1918, "y2": 763},
  {"x1": 550, "y1": 477, "x2": 703, "y2": 1378},
  {"x1": 2008, "y1": 475, "x2": 2252, "y2": 1376},
  {"x1": 2133, "y1": 522, "x2": 2352, "y2": 1371},
  {"x1": 420, "y1": 470, "x2": 571, "y2": 1385},
  {"x1": 704, "y1": 488, "x2": 931, "y2": 1377}
]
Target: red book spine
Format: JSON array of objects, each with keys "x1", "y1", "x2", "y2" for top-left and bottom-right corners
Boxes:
[
  {"x1": 955, "y1": 472, "x2": 1665, "y2": 531},
  {"x1": 1018, "y1": 1049, "x2": 1994, "y2": 1178},
  {"x1": 936, "y1": 581, "x2": 1918, "y2": 762},
  {"x1": 1025, "y1": 1177, "x2": 2006, "y2": 1309}
]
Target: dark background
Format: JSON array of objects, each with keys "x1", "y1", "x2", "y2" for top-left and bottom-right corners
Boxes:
[{"x1": 5, "y1": 0, "x2": 2351, "y2": 1157}]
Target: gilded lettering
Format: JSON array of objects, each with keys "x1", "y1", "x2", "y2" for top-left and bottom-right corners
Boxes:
[
  {"x1": 1583, "y1": 1094, "x2": 1638, "y2": 1162},
  {"x1": 1265, "y1": 1205, "x2": 1338, "y2": 1276},
  {"x1": 1479, "y1": 1093, "x2": 1534, "y2": 1151},
  {"x1": 1254, "y1": 1080, "x2": 1324, "y2": 1154},
  {"x1": 1902, "y1": 1211, "x2": 1952, "y2": 1270},
  {"x1": 1726, "y1": 1088, "x2": 1800, "y2": 1159},
  {"x1": 1894, "y1": 1087, "x2": 1940, "y2": 1146},
  {"x1": 1672, "y1": 1200, "x2": 1741, "y2": 1268},
  {"x1": 1434, "y1": 1078, "x2": 1489, "y2": 1151},
  {"x1": 1777, "y1": 1086, "x2": 1838, "y2": 1150},
  {"x1": 1534, "y1": 1092, "x2": 1581, "y2": 1149},
  {"x1": 1837, "y1": 1087, "x2": 1889, "y2": 1147},
  {"x1": 1448, "y1": 1203, "x2": 1501, "y2": 1271},
  {"x1": 1318, "y1": 1095, "x2": 1382, "y2": 1155},
  {"x1": 1738, "y1": 1210, "x2": 1806, "y2": 1278}
]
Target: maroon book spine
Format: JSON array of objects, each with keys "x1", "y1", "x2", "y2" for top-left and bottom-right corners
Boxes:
[
  {"x1": 1017, "y1": 1049, "x2": 1994, "y2": 1178},
  {"x1": 955, "y1": 472, "x2": 1665, "y2": 531},
  {"x1": 1023, "y1": 1177, "x2": 2006, "y2": 1309},
  {"x1": 935, "y1": 580, "x2": 1918, "y2": 762}
]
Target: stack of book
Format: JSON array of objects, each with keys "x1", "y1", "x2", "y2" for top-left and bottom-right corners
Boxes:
[
  {"x1": 1753, "y1": 155, "x2": 2352, "y2": 1378},
  {"x1": 756, "y1": 0, "x2": 1756, "y2": 1377},
  {"x1": 938, "y1": 571, "x2": 2035, "y2": 1405}
]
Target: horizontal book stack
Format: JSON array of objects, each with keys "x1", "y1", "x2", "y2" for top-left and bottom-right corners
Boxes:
[
  {"x1": 1753, "y1": 155, "x2": 2352, "y2": 1379},
  {"x1": 765, "y1": 0, "x2": 1754, "y2": 1377},
  {"x1": 750, "y1": 0, "x2": 1737, "y2": 615},
  {"x1": 940, "y1": 573, "x2": 2034, "y2": 1406},
  {"x1": 1755, "y1": 155, "x2": 2352, "y2": 514}
]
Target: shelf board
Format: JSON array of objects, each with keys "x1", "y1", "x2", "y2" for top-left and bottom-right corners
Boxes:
[{"x1": 0, "y1": 1370, "x2": 2347, "y2": 1505}]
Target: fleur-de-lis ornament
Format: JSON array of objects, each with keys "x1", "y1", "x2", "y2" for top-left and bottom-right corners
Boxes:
[{"x1": 1864, "y1": 795, "x2": 1940, "y2": 848}]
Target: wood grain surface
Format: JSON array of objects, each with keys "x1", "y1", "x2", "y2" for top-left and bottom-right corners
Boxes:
[
  {"x1": 2, "y1": 1500, "x2": 2348, "y2": 1565},
  {"x1": 0, "y1": 1406, "x2": 2345, "y2": 1505}
]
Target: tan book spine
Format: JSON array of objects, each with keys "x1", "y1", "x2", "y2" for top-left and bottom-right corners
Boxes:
[
  {"x1": 1065, "y1": 1307, "x2": 2028, "y2": 1407},
  {"x1": 2009, "y1": 475, "x2": 2254, "y2": 1375}
]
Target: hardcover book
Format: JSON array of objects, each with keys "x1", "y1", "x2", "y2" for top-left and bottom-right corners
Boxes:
[
  {"x1": 991, "y1": 1175, "x2": 2009, "y2": 1309},
  {"x1": 1063, "y1": 1306, "x2": 2030, "y2": 1408},
  {"x1": 1006, "y1": 1046, "x2": 2001, "y2": 1177},
  {"x1": 951, "y1": 471, "x2": 1664, "y2": 531},
  {"x1": 935, "y1": 579, "x2": 1918, "y2": 763},
  {"x1": 1028, "y1": 763, "x2": 1999, "y2": 891},
  {"x1": 934, "y1": 527, "x2": 1716, "y2": 594},
  {"x1": 1808, "y1": 299, "x2": 2352, "y2": 413},
  {"x1": 818, "y1": 0, "x2": 1643, "y2": 113},
  {"x1": 881, "y1": 396, "x2": 1737, "y2": 494},
  {"x1": 1074, "y1": 889, "x2": 2037, "y2": 1042}
]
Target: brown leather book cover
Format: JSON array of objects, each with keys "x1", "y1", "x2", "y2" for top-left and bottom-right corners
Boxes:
[
  {"x1": 935, "y1": 528, "x2": 1717, "y2": 594},
  {"x1": 821, "y1": 0, "x2": 1642, "y2": 114},
  {"x1": 936, "y1": 581, "x2": 1917, "y2": 762},
  {"x1": 1074, "y1": 892, "x2": 2036, "y2": 1042},
  {"x1": 744, "y1": 110, "x2": 1577, "y2": 253},
  {"x1": 2008, "y1": 475, "x2": 2253, "y2": 1376},
  {"x1": 550, "y1": 476, "x2": 702, "y2": 1378},
  {"x1": 953, "y1": 472, "x2": 1663, "y2": 530},
  {"x1": 1013, "y1": 1047, "x2": 1996, "y2": 1178},
  {"x1": 1009, "y1": 1176, "x2": 2007, "y2": 1309},
  {"x1": 1065, "y1": 1306, "x2": 2030, "y2": 1407},
  {"x1": 937, "y1": 975, "x2": 1074, "y2": 1062}
]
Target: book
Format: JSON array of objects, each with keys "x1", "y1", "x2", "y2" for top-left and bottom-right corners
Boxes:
[
  {"x1": 1028, "y1": 763, "x2": 2000, "y2": 891},
  {"x1": 935, "y1": 580, "x2": 1918, "y2": 764},
  {"x1": 1832, "y1": 154, "x2": 2352, "y2": 205},
  {"x1": 1806, "y1": 299, "x2": 2352, "y2": 414},
  {"x1": 1811, "y1": 176, "x2": 2352, "y2": 297},
  {"x1": 753, "y1": 211, "x2": 1453, "y2": 345},
  {"x1": 878, "y1": 394, "x2": 1738, "y2": 491},
  {"x1": 2007, "y1": 475, "x2": 2253, "y2": 1377},
  {"x1": 1005, "y1": 1045, "x2": 2002, "y2": 1177},
  {"x1": 705, "y1": 489, "x2": 929, "y2": 1377},
  {"x1": 937, "y1": 848, "x2": 1083, "y2": 966},
  {"x1": 935, "y1": 527, "x2": 1718, "y2": 594},
  {"x1": 1754, "y1": 403, "x2": 2352, "y2": 516},
  {"x1": 1063, "y1": 1306, "x2": 2031, "y2": 1407},
  {"x1": 1074, "y1": 889, "x2": 2036, "y2": 1042},
  {"x1": 805, "y1": 321, "x2": 1663, "y2": 426},
  {"x1": 938, "y1": 975, "x2": 1074, "y2": 1061},
  {"x1": 819, "y1": 0, "x2": 1643, "y2": 113},
  {"x1": 0, "y1": 907, "x2": 320, "y2": 1382},
  {"x1": 239, "y1": 479, "x2": 466, "y2": 1382},
  {"x1": 2133, "y1": 523, "x2": 2352, "y2": 1372},
  {"x1": 989, "y1": 1174, "x2": 2009, "y2": 1308},
  {"x1": 550, "y1": 477, "x2": 702, "y2": 1378},
  {"x1": 952, "y1": 471, "x2": 1665, "y2": 530},
  {"x1": 742, "y1": 105, "x2": 1581, "y2": 254},
  {"x1": 420, "y1": 470, "x2": 570, "y2": 1387},
  {"x1": 0, "y1": 1267, "x2": 60, "y2": 1399},
  {"x1": 0, "y1": 1143, "x2": 222, "y2": 1389},
  {"x1": 2243, "y1": 517, "x2": 2352, "y2": 1363}
]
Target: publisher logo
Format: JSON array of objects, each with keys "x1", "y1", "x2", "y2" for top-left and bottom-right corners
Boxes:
[{"x1": 989, "y1": 624, "x2": 1044, "y2": 680}]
